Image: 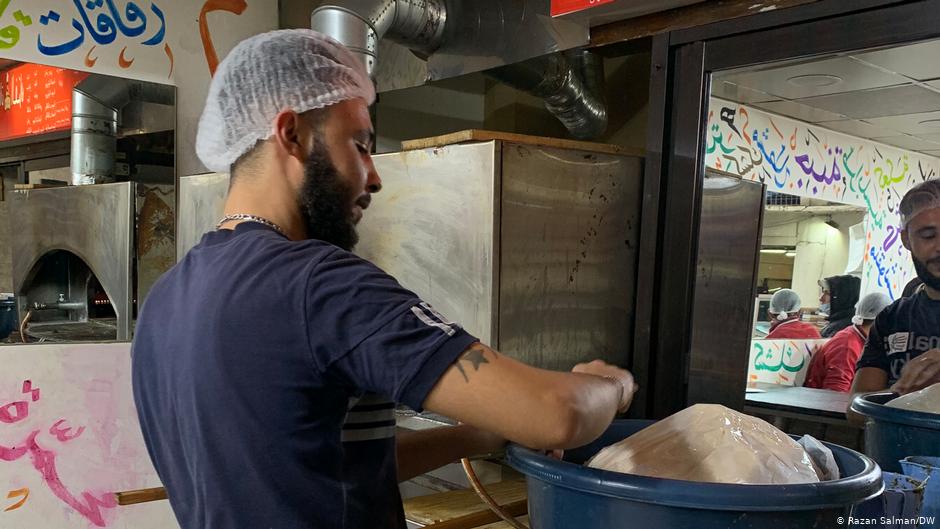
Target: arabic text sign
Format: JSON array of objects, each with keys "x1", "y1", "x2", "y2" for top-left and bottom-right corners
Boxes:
[
  {"x1": 747, "y1": 339, "x2": 828, "y2": 387},
  {"x1": 0, "y1": 0, "x2": 176, "y2": 84},
  {"x1": 0, "y1": 343, "x2": 178, "y2": 529},
  {"x1": 550, "y1": 0, "x2": 615, "y2": 16},
  {"x1": 0, "y1": 63, "x2": 88, "y2": 140}
]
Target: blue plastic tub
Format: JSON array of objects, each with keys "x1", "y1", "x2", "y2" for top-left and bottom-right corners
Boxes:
[
  {"x1": 851, "y1": 393, "x2": 940, "y2": 473},
  {"x1": 507, "y1": 420, "x2": 883, "y2": 529},
  {"x1": 853, "y1": 472, "x2": 925, "y2": 528},
  {"x1": 900, "y1": 456, "x2": 940, "y2": 519}
]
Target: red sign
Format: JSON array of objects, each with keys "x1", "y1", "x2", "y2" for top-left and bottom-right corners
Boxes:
[
  {"x1": 550, "y1": 0, "x2": 616, "y2": 16},
  {"x1": 1, "y1": 64, "x2": 89, "y2": 142}
]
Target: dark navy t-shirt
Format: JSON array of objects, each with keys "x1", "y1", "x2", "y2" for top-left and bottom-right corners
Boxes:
[
  {"x1": 856, "y1": 288, "x2": 940, "y2": 385},
  {"x1": 132, "y1": 222, "x2": 476, "y2": 529}
]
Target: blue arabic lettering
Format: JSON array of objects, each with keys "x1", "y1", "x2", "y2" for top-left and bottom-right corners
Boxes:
[
  {"x1": 869, "y1": 247, "x2": 895, "y2": 300},
  {"x1": 71, "y1": 0, "x2": 116, "y2": 46},
  {"x1": 37, "y1": 10, "x2": 86, "y2": 55},
  {"x1": 140, "y1": 1, "x2": 164, "y2": 45},
  {"x1": 756, "y1": 138, "x2": 789, "y2": 175},
  {"x1": 104, "y1": 0, "x2": 146, "y2": 37}
]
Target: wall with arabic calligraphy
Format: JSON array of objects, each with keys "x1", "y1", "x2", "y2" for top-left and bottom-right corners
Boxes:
[
  {"x1": 0, "y1": 0, "x2": 278, "y2": 174},
  {"x1": 706, "y1": 97, "x2": 940, "y2": 301},
  {"x1": 0, "y1": 343, "x2": 179, "y2": 529},
  {"x1": 747, "y1": 339, "x2": 826, "y2": 387}
]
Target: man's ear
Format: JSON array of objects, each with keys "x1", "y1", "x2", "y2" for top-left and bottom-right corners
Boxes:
[
  {"x1": 901, "y1": 228, "x2": 912, "y2": 251},
  {"x1": 272, "y1": 111, "x2": 308, "y2": 162}
]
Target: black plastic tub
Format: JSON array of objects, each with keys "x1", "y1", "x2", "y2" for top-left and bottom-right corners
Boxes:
[{"x1": 507, "y1": 419, "x2": 883, "y2": 529}]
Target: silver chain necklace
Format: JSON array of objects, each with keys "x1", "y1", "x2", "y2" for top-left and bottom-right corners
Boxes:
[{"x1": 216, "y1": 214, "x2": 285, "y2": 236}]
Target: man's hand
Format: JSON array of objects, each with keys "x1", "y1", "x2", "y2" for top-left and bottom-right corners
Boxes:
[
  {"x1": 572, "y1": 360, "x2": 637, "y2": 412},
  {"x1": 891, "y1": 349, "x2": 940, "y2": 395}
]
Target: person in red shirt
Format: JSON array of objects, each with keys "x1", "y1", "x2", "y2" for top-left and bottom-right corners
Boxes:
[
  {"x1": 766, "y1": 289, "x2": 822, "y2": 340},
  {"x1": 804, "y1": 292, "x2": 891, "y2": 392}
]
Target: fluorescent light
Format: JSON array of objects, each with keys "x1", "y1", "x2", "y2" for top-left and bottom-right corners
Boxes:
[
  {"x1": 760, "y1": 249, "x2": 787, "y2": 254},
  {"x1": 785, "y1": 251, "x2": 797, "y2": 258}
]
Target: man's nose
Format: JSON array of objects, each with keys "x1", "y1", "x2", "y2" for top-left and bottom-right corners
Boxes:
[{"x1": 365, "y1": 159, "x2": 382, "y2": 194}]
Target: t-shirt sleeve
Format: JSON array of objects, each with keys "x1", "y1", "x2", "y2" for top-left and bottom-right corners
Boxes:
[
  {"x1": 856, "y1": 310, "x2": 890, "y2": 373},
  {"x1": 304, "y1": 249, "x2": 478, "y2": 410}
]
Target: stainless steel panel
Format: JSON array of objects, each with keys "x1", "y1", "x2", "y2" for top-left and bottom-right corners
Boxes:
[
  {"x1": 498, "y1": 144, "x2": 641, "y2": 370},
  {"x1": 11, "y1": 182, "x2": 134, "y2": 340},
  {"x1": 686, "y1": 174, "x2": 764, "y2": 410},
  {"x1": 357, "y1": 143, "x2": 499, "y2": 343},
  {"x1": 177, "y1": 173, "x2": 229, "y2": 259}
]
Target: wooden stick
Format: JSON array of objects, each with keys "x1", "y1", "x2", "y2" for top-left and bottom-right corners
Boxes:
[
  {"x1": 114, "y1": 487, "x2": 168, "y2": 506},
  {"x1": 421, "y1": 499, "x2": 527, "y2": 529}
]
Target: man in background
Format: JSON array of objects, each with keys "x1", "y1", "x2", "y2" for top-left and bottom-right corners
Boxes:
[
  {"x1": 805, "y1": 292, "x2": 891, "y2": 392},
  {"x1": 818, "y1": 275, "x2": 861, "y2": 338}
]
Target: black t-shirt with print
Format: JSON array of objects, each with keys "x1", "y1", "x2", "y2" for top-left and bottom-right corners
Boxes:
[{"x1": 856, "y1": 289, "x2": 940, "y2": 385}]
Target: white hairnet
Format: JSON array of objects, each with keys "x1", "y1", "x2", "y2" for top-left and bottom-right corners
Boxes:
[
  {"x1": 852, "y1": 292, "x2": 891, "y2": 325},
  {"x1": 769, "y1": 289, "x2": 801, "y2": 320},
  {"x1": 196, "y1": 29, "x2": 376, "y2": 173},
  {"x1": 900, "y1": 179, "x2": 940, "y2": 228}
]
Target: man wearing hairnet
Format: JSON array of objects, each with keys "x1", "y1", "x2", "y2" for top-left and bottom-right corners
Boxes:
[
  {"x1": 805, "y1": 293, "x2": 891, "y2": 392},
  {"x1": 131, "y1": 30, "x2": 636, "y2": 529},
  {"x1": 852, "y1": 179, "x2": 940, "y2": 400},
  {"x1": 765, "y1": 289, "x2": 822, "y2": 340}
]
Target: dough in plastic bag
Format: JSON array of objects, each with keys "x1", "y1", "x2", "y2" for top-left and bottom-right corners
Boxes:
[
  {"x1": 887, "y1": 383, "x2": 940, "y2": 414},
  {"x1": 587, "y1": 404, "x2": 821, "y2": 484}
]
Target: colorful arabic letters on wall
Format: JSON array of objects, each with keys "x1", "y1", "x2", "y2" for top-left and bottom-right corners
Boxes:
[
  {"x1": 0, "y1": 0, "x2": 174, "y2": 82},
  {"x1": 706, "y1": 97, "x2": 940, "y2": 301},
  {"x1": 747, "y1": 339, "x2": 826, "y2": 387},
  {"x1": 1, "y1": 343, "x2": 178, "y2": 529}
]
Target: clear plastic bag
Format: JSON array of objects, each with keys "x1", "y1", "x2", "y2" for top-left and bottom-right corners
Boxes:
[
  {"x1": 887, "y1": 382, "x2": 940, "y2": 414},
  {"x1": 586, "y1": 404, "x2": 821, "y2": 484}
]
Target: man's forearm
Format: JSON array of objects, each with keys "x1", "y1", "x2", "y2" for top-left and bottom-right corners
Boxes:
[{"x1": 396, "y1": 424, "x2": 505, "y2": 482}]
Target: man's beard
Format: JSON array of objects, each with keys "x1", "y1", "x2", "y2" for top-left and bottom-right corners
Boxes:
[
  {"x1": 298, "y1": 144, "x2": 359, "y2": 251},
  {"x1": 912, "y1": 254, "x2": 940, "y2": 292}
]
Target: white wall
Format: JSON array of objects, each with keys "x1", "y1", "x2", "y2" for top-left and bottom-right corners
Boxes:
[{"x1": 761, "y1": 210, "x2": 863, "y2": 307}]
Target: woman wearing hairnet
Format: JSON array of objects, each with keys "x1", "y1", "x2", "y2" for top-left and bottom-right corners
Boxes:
[
  {"x1": 804, "y1": 292, "x2": 891, "y2": 392},
  {"x1": 765, "y1": 289, "x2": 822, "y2": 340}
]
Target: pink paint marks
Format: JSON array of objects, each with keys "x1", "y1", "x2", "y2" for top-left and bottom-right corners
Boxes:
[
  {"x1": 0, "y1": 380, "x2": 39, "y2": 424},
  {"x1": 22, "y1": 380, "x2": 40, "y2": 402},
  {"x1": 1, "y1": 430, "x2": 117, "y2": 527},
  {"x1": 49, "y1": 419, "x2": 86, "y2": 443},
  {"x1": 0, "y1": 400, "x2": 29, "y2": 424}
]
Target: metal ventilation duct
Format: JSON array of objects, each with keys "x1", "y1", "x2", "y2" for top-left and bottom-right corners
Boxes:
[
  {"x1": 70, "y1": 79, "x2": 175, "y2": 185},
  {"x1": 70, "y1": 77, "x2": 131, "y2": 186},
  {"x1": 487, "y1": 50, "x2": 608, "y2": 140},
  {"x1": 311, "y1": 0, "x2": 447, "y2": 77},
  {"x1": 311, "y1": 0, "x2": 608, "y2": 139}
]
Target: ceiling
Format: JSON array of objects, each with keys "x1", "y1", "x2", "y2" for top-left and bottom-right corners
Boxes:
[{"x1": 713, "y1": 38, "x2": 940, "y2": 158}]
